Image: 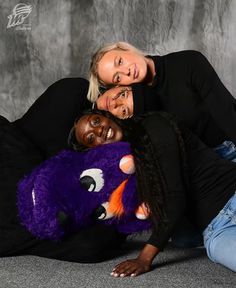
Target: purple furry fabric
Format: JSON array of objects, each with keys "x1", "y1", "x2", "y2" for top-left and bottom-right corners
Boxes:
[{"x1": 17, "y1": 142, "x2": 151, "y2": 241}]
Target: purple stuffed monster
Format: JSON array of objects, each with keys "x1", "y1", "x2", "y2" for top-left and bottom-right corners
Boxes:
[{"x1": 17, "y1": 142, "x2": 151, "y2": 241}]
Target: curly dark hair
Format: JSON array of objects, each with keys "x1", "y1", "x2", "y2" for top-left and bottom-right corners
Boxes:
[{"x1": 68, "y1": 109, "x2": 188, "y2": 231}]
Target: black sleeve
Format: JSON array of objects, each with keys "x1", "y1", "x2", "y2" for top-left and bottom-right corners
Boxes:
[
  {"x1": 0, "y1": 117, "x2": 44, "y2": 240},
  {"x1": 190, "y1": 51, "x2": 236, "y2": 144},
  {"x1": 13, "y1": 78, "x2": 92, "y2": 158},
  {"x1": 141, "y1": 113, "x2": 187, "y2": 250}
]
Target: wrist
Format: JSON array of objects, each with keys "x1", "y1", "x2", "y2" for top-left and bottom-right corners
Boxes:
[{"x1": 137, "y1": 244, "x2": 160, "y2": 264}]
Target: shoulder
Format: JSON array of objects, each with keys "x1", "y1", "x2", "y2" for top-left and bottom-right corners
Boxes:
[
  {"x1": 140, "y1": 111, "x2": 175, "y2": 127},
  {"x1": 159, "y1": 50, "x2": 213, "y2": 76},
  {"x1": 162, "y1": 50, "x2": 206, "y2": 61},
  {"x1": 140, "y1": 112, "x2": 179, "y2": 144},
  {"x1": 168, "y1": 50, "x2": 211, "y2": 68},
  {"x1": 140, "y1": 111, "x2": 168, "y2": 126},
  {"x1": 42, "y1": 77, "x2": 89, "y2": 105},
  {"x1": 47, "y1": 77, "x2": 89, "y2": 92}
]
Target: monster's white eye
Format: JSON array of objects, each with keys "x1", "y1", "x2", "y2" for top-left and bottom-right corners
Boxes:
[{"x1": 79, "y1": 168, "x2": 104, "y2": 192}]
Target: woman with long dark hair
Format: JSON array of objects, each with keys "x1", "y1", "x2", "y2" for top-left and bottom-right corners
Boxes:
[{"x1": 69, "y1": 108, "x2": 236, "y2": 276}]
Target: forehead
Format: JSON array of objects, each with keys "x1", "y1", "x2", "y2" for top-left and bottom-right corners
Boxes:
[
  {"x1": 103, "y1": 49, "x2": 127, "y2": 59},
  {"x1": 98, "y1": 49, "x2": 132, "y2": 68},
  {"x1": 102, "y1": 86, "x2": 127, "y2": 98},
  {"x1": 75, "y1": 115, "x2": 91, "y2": 141},
  {"x1": 76, "y1": 114, "x2": 90, "y2": 127}
]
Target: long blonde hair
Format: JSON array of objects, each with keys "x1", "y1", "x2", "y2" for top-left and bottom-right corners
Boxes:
[{"x1": 87, "y1": 42, "x2": 145, "y2": 102}]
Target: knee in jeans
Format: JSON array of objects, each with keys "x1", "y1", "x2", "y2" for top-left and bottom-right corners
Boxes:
[{"x1": 206, "y1": 235, "x2": 222, "y2": 264}]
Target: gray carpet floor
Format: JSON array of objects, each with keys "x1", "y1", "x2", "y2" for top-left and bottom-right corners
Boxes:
[{"x1": 0, "y1": 233, "x2": 235, "y2": 288}]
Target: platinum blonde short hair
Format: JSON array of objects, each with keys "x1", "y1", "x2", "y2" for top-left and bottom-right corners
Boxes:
[{"x1": 87, "y1": 42, "x2": 145, "y2": 102}]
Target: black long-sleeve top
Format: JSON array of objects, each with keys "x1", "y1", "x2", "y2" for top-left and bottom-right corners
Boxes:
[
  {"x1": 0, "y1": 78, "x2": 92, "y2": 255},
  {"x1": 14, "y1": 78, "x2": 92, "y2": 158},
  {"x1": 132, "y1": 51, "x2": 236, "y2": 147},
  {"x1": 140, "y1": 112, "x2": 236, "y2": 251}
]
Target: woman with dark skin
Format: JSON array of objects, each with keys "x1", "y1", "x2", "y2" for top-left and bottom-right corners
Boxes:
[{"x1": 69, "y1": 109, "x2": 236, "y2": 276}]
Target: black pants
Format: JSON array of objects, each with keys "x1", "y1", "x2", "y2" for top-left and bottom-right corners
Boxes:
[
  {"x1": 23, "y1": 225, "x2": 127, "y2": 263},
  {"x1": 0, "y1": 79, "x2": 126, "y2": 263}
]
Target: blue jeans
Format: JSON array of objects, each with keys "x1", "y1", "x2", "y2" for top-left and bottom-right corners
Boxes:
[
  {"x1": 172, "y1": 141, "x2": 236, "y2": 248},
  {"x1": 214, "y1": 140, "x2": 236, "y2": 162},
  {"x1": 203, "y1": 192, "x2": 236, "y2": 272}
]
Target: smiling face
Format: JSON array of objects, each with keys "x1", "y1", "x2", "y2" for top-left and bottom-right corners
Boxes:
[
  {"x1": 97, "y1": 49, "x2": 148, "y2": 86},
  {"x1": 75, "y1": 114, "x2": 123, "y2": 148},
  {"x1": 96, "y1": 86, "x2": 133, "y2": 119}
]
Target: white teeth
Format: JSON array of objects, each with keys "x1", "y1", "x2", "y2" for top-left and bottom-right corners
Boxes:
[{"x1": 107, "y1": 128, "x2": 112, "y2": 139}]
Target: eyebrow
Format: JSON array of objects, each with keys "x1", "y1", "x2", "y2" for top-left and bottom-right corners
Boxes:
[
  {"x1": 113, "y1": 88, "x2": 127, "y2": 100},
  {"x1": 119, "y1": 88, "x2": 127, "y2": 94},
  {"x1": 114, "y1": 56, "x2": 118, "y2": 66},
  {"x1": 112, "y1": 57, "x2": 118, "y2": 83}
]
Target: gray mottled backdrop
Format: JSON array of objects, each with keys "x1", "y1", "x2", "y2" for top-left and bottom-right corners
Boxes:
[{"x1": 0, "y1": 0, "x2": 236, "y2": 121}]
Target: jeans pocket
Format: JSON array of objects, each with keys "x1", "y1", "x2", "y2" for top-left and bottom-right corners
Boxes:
[{"x1": 204, "y1": 193, "x2": 236, "y2": 243}]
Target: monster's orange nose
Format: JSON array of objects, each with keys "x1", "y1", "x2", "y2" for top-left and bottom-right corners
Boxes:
[{"x1": 107, "y1": 179, "x2": 128, "y2": 217}]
